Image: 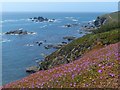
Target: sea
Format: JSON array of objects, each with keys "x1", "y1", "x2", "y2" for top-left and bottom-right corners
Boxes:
[{"x1": 1, "y1": 12, "x2": 106, "y2": 85}]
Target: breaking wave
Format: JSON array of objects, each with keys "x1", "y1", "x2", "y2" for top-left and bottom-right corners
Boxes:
[
  {"x1": 0, "y1": 39, "x2": 11, "y2": 43},
  {"x1": 0, "y1": 19, "x2": 28, "y2": 23}
]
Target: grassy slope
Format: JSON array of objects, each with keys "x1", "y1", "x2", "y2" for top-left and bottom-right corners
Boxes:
[
  {"x1": 101, "y1": 11, "x2": 119, "y2": 22},
  {"x1": 3, "y1": 11, "x2": 119, "y2": 88},
  {"x1": 38, "y1": 11, "x2": 120, "y2": 70},
  {"x1": 39, "y1": 29, "x2": 119, "y2": 70},
  {"x1": 3, "y1": 42, "x2": 119, "y2": 88}
]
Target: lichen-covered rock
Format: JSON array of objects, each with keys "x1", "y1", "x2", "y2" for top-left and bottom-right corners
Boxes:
[{"x1": 26, "y1": 66, "x2": 39, "y2": 73}]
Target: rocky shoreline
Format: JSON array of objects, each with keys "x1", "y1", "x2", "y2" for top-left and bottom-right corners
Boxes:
[
  {"x1": 25, "y1": 15, "x2": 108, "y2": 73},
  {"x1": 81, "y1": 16, "x2": 107, "y2": 31}
]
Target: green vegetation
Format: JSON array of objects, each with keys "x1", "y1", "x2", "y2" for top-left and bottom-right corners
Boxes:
[
  {"x1": 3, "y1": 11, "x2": 120, "y2": 89},
  {"x1": 92, "y1": 22, "x2": 120, "y2": 34},
  {"x1": 39, "y1": 11, "x2": 120, "y2": 70},
  {"x1": 101, "y1": 11, "x2": 120, "y2": 22},
  {"x1": 39, "y1": 29, "x2": 119, "y2": 70}
]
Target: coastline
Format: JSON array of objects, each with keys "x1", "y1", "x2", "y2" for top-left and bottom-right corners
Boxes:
[
  {"x1": 25, "y1": 13, "x2": 107, "y2": 73},
  {"x1": 2, "y1": 11, "x2": 120, "y2": 88}
]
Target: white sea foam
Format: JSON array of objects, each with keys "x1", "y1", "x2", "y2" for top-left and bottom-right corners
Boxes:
[
  {"x1": 0, "y1": 19, "x2": 28, "y2": 23},
  {"x1": 72, "y1": 19, "x2": 78, "y2": 22},
  {"x1": 65, "y1": 17, "x2": 78, "y2": 22},
  {"x1": 28, "y1": 32, "x2": 37, "y2": 35},
  {"x1": 0, "y1": 33, "x2": 2, "y2": 36},
  {"x1": 54, "y1": 19, "x2": 62, "y2": 23},
  {"x1": 65, "y1": 17, "x2": 74, "y2": 19},
  {"x1": 0, "y1": 39, "x2": 11, "y2": 43},
  {"x1": 25, "y1": 44, "x2": 34, "y2": 47},
  {"x1": 40, "y1": 25, "x2": 47, "y2": 28}
]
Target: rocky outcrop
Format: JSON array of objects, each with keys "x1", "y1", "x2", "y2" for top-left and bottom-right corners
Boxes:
[
  {"x1": 64, "y1": 24, "x2": 79, "y2": 28},
  {"x1": 94, "y1": 16, "x2": 107, "y2": 27},
  {"x1": 63, "y1": 36, "x2": 76, "y2": 41},
  {"x1": 44, "y1": 45, "x2": 53, "y2": 49},
  {"x1": 26, "y1": 66, "x2": 39, "y2": 73},
  {"x1": 44, "y1": 43, "x2": 66, "y2": 49},
  {"x1": 5, "y1": 29, "x2": 35, "y2": 35},
  {"x1": 35, "y1": 41, "x2": 43, "y2": 46},
  {"x1": 29, "y1": 16, "x2": 55, "y2": 22},
  {"x1": 81, "y1": 16, "x2": 107, "y2": 31},
  {"x1": 53, "y1": 43, "x2": 66, "y2": 49}
]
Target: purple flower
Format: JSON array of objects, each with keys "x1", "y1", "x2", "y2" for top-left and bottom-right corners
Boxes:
[
  {"x1": 72, "y1": 74, "x2": 75, "y2": 79},
  {"x1": 109, "y1": 73, "x2": 115, "y2": 77},
  {"x1": 70, "y1": 83, "x2": 72, "y2": 86},
  {"x1": 98, "y1": 70, "x2": 102, "y2": 73}
]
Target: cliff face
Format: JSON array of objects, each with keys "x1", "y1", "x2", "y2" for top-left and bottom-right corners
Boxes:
[
  {"x1": 3, "y1": 42, "x2": 119, "y2": 88},
  {"x1": 94, "y1": 16, "x2": 107, "y2": 27},
  {"x1": 101, "y1": 11, "x2": 119, "y2": 22},
  {"x1": 94, "y1": 11, "x2": 120, "y2": 27},
  {"x1": 37, "y1": 11, "x2": 120, "y2": 71},
  {"x1": 38, "y1": 29, "x2": 119, "y2": 70}
]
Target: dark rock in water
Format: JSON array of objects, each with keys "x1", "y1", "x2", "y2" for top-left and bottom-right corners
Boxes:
[
  {"x1": 34, "y1": 17, "x2": 38, "y2": 20},
  {"x1": 44, "y1": 43, "x2": 66, "y2": 50},
  {"x1": 5, "y1": 29, "x2": 34, "y2": 35},
  {"x1": 53, "y1": 44, "x2": 64, "y2": 49},
  {"x1": 35, "y1": 41, "x2": 43, "y2": 46},
  {"x1": 65, "y1": 24, "x2": 72, "y2": 27},
  {"x1": 29, "y1": 16, "x2": 55, "y2": 22},
  {"x1": 44, "y1": 40, "x2": 47, "y2": 42},
  {"x1": 63, "y1": 36, "x2": 76, "y2": 41},
  {"x1": 79, "y1": 31, "x2": 83, "y2": 34},
  {"x1": 26, "y1": 66, "x2": 39, "y2": 73},
  {"x1": 44, "y1": 45, "x2": 53, "y2": 49},
  {"x1": 64, "y1": 24, "x2": 79, "y2": 28},
  {"x1": 61, "y1": 41, "x2": 67, "y2": 44}
]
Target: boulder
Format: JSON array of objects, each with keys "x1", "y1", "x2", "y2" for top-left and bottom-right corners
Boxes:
[
  {"x1": 64, "y1": 24, "x2": 79, "y2": 28},
  {"x1": 29, "y1": 16, "x2": 55, "y2": 22},
  {"x1": 35, "y1": 41, "x2": 43, "y2": 46},
  {"x1": 61, "y1": 41, "x2": 67, "y2": 44},
  {"x1": 53, "y1": 44, "x2": 64, "y2": 49},
  {"x1": 44, "y1": 45, "x2": 53, "y2": 49},
  {"x1": 5, "y1": 29, "x2": 34, "y2": 35},
  {"x1": 94, "y1": 17, "x2": 106, "y2": 27},
  {"x1": 26, "y1": 66, "x2": 39, "y2": 73},
  {"x1": 63, "y1": 36, "x2": 76, "y2": 41}
]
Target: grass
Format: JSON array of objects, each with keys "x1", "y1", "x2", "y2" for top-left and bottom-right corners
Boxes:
[
  {"x1": 92, "y1": 21, "x2": 120, "y2": 34},
  {"x1": 39, "y1": 29, "x2": 119, "y2": 70},
  {"x1": 101, "y1": 11, "x2": 120, "y2": 22}
]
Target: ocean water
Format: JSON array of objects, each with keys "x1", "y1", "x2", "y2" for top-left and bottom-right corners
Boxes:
[{"x1": 1, "y1": 12, "x2": 106, "y2": 85}]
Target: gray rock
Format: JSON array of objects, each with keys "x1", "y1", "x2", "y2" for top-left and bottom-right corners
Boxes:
[
  {"x1": 30, "y1": 16, "x2": 55, "y2": 22},
  {"x1": 26, "y1": 66, "x2": 39, "y2": 73},
  {"x1": 64, "y1": 24, "x2": 78, "y2": 28},
  {"x1": 5, "y1": 29, "x2": 34, "y2": 35},
  {"x1": 63, "y1": 36, "x2": 76, "y2": 41}
]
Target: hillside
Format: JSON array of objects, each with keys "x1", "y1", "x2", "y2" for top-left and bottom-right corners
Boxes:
[
  {"x1": 101, "y1": 11, "x2": 120, "y2": 22},
  {"x1": 36, "y1": 11, "x2": 119, "y2": 71},
  {"x1": 3, "y1": 42, "x2": 119, "y2": 88},
  {"x1": 38, "y1": 28, "x2": 119, "y2": 70},
  {"x1": 2, "y1": 11, "x2": 119, "y2": 89}
]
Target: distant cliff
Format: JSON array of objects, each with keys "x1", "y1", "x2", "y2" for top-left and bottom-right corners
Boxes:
[
  {"x1": 94, "y1": 11, "x2": 119, "y2": 27},
  {"x1": 37, "y1": 11, "x2": 120, "y2": 71}
]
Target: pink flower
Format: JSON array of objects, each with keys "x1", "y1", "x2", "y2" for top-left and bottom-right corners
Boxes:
[
  {"x1": 109, "y1": 73, "x2": 115, "y2": 77},
  {"x1": 98, "y1": 70, "x2": 102, "y2": 73}
]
